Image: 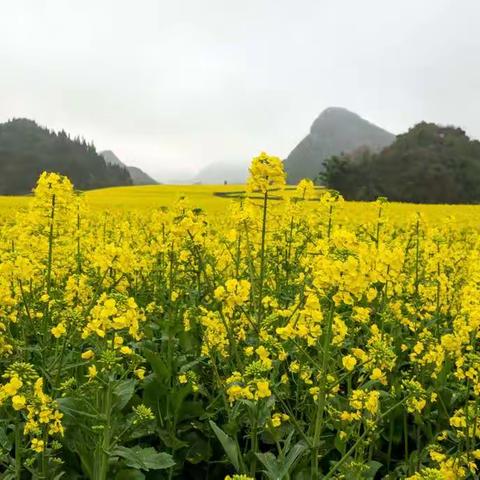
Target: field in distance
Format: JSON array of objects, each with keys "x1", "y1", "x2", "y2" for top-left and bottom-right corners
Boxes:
[
  {"x1": 0, "y1": 184, "x2": 319, "y2": 214},
  {"x1": 1, "y1": 184, "x2": 480, "y2": 226}
]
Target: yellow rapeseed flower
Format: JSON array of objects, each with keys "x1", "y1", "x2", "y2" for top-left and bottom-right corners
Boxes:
[
  {"x1": 342, "y1": 355, "x2": 357, "y2": 371},
  {"x1": 12, "y1": 394, "x2": 26, "y2": 411},
  {"x1": 81, "y1": 350, "x2": 95, "y2": 360}
]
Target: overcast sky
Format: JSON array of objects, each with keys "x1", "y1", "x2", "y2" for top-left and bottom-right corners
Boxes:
[{"x1": 1, "y1": 0, "x2": 479, "y2": 181}]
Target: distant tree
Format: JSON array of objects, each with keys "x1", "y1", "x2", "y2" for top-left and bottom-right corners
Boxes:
[
  {"x1": 0, "y1": 119, "x2": 132, "y2": 194},
  {"x1": 322, "y1": 122, "x2": 480, "y2": 204}
]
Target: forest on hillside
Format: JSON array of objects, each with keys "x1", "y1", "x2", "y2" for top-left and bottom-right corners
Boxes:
[
  {"x1": 321, "y1": 122, "x2": 480, "y2": 204},
  {"x1": 0, "y1": 119, "x2": 132, "y2": 195}
]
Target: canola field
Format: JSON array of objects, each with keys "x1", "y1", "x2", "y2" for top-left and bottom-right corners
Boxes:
[{"x1": 2, "y1": 153, "x2": 480, "y2": 479}]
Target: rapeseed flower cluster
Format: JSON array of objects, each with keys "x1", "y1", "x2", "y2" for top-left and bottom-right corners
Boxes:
[{"x1": 0, "y1": 363, "x2": 63, "y2": 454}]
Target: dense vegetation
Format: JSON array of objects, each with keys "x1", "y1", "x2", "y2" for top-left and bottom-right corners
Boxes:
[
  {"x1": 0, "y1": 119, "x2": 132, "y2": 195},
  {"x1": 322, "y1": 122, "x2": 480, "y2": 203}
]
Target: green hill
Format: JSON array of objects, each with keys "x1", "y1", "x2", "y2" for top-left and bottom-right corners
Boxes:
[
  {"x1": 322, "y1": 122, "x2": 480, "y2": 203},
  {"x1": 284, "y1": 107, "x2": 395, "y2": 184},
  {"x1": 0, "y1": 119, "x2": 132, "y2": 195}
]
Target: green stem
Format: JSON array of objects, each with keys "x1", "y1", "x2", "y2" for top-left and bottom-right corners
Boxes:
[
  {"x1": 414, "y1": 215, "x2": 420, "y2": 299},
  {"x1": 327, "y1": 204, "x2": 333, "y2": 239},
  {"x1": 250, "y1": 407, "x2": 258, "y2": 476},
  {"x1": 312, "y1": 302, "x2": 334, "y2": 479},
  {"x1": 324, "y1": 396, "x2": 411, "y2": 480},
  {"x1": 97, "y1": 382, "x2": 113, "y2": 480},
  {"x1": 41, "y1": 429, "x2": 48, "y2": 478},
  {"x1": 404, "y1": 410, "x2": 409, "y2": 469},
  {"x1": 42, "y1": 193, "x2": 56, "y2": 347},
  {"x1": 258, "y1": 191, "x2": 268, "y2": 326},
  {"x1": 387, "y1": 420, "x2": 394, "y2": 470},
  {"x1": 375, "y1": 204, "x2": 382, "y2": 249},
  {"x1": 46, "y1": 193, "x2": 56, "y2": 295},
  {"x1": 15, "y1": 422, "x2": 22, "y2": 480},
  {"x1": 77, "y1": 207, "x2": 82, "y2": 274}
]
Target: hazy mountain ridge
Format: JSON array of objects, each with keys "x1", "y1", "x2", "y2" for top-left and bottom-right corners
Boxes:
[
  {"x1": 284, "y1": 107, "x2": 395, "y2": 184},
  {"x1": 0, "y1": 119, "x2": 132, "y2": 195},
  {"x1": 192, "y1": 161, "x2": 249, "y2": 184},
  {"x1": 99, "y1": 150, "x2": 158, "y2": 185},
  {"x1": 193, "y1": 107, "x2": 395, "y2": 185}
]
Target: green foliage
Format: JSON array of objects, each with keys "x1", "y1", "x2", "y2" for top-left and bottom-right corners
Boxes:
[
  {"x1": 209, "y1": 420, "x2": 245, "y2": 473},
  {"x1": 0, "y1": 119, "x2": 132, "y2": 194},
  {"x1": 255, "y1": 439, "x2": 307, "y2": 480},
  {"x1": 322, "y1": 122, "x2": 480, "y2": 203},
  {"x1": 112, "y1": 446, "x2": 175, "y2": 470}
]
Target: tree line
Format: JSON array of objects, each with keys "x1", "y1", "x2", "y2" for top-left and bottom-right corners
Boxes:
[
  {"x1": 0, "y1": 118, "x2": 132, "y2": 195},
  {"x1": 321, "y1": 122, "x2": 480, "y2": 204}
]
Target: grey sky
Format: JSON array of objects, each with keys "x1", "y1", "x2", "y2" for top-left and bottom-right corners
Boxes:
[{"x1": 1, "y1": 0, "x2": 479, "y2": 181}]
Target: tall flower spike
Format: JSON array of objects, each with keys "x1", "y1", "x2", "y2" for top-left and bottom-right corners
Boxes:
[{"x1": 247, "y1": 152, "x2": 286, "y2": 194}]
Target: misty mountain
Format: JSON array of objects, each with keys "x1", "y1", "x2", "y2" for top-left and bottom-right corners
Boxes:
[
  {"x1": 0, "y1": 119, "x2": 132, "y2": 195},
  {"x1": 192, "y1": 161, "x2": 249, "y2": 184},
  {"x1": 99, "y1": 150, "x2": 158, "y2": 185},
  {"x1": 99, "y1": 149, "x2": 124, "y2": 167},
  {"x1": 284, "y1": 107, "x2": 395, "y2": 184}
]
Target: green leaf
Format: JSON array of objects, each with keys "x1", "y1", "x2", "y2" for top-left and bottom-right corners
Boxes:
[
  {"x1": 143, "y1": 349, "x2": 171, "y2": 383},
  {"x1": 366, "y1": 460, "x2": 383, "y2": 478},
  {"x1": 1, "y1": 473, "x2": 16, "y2": 480},
  {"x1": 256, "y1": 442, "x2": 307, "y2": 480},
  {"x1": 282, "y1": 442, "x2": 308, "y2": 475},
  {"x1": 115, "y1": 469, "x2": 146, "y2": 480},
  {"x1": 56, "y1": 397, "x2": 97, "y2": 421},
  {"x1": 0, "y1": 426, "x2": 12, "y2": 451},
  {"x1": 158, "y1": 430, "x2": 189, "y2": 450},
  {"x1": 179, "y1": 358, "x2": 204, "y2": 373},
  {"x1": 113, "y1": 379, "x2": 136, "y2": 410},
  {"x1": 113, "y1": 446, "x2": 175, "y2": 471},
  {"x1": 256, "y1": 451, "x2": 280, "y2": 479},
  {"x1": 334, "y1": 431, "x2": 346, "y2": 455},
  {"x1": 172, "y1": 385, "x2": 191, "y2": 417},
  {"x1": 183, "y1": 430, "x2": 212, "y2": 464},
  {"x1": 209, "y1": 420, "x2": 243, "y2": 472},
  {"x1": 178, "y1": 400, "x2": 205, "y2": 421}
]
